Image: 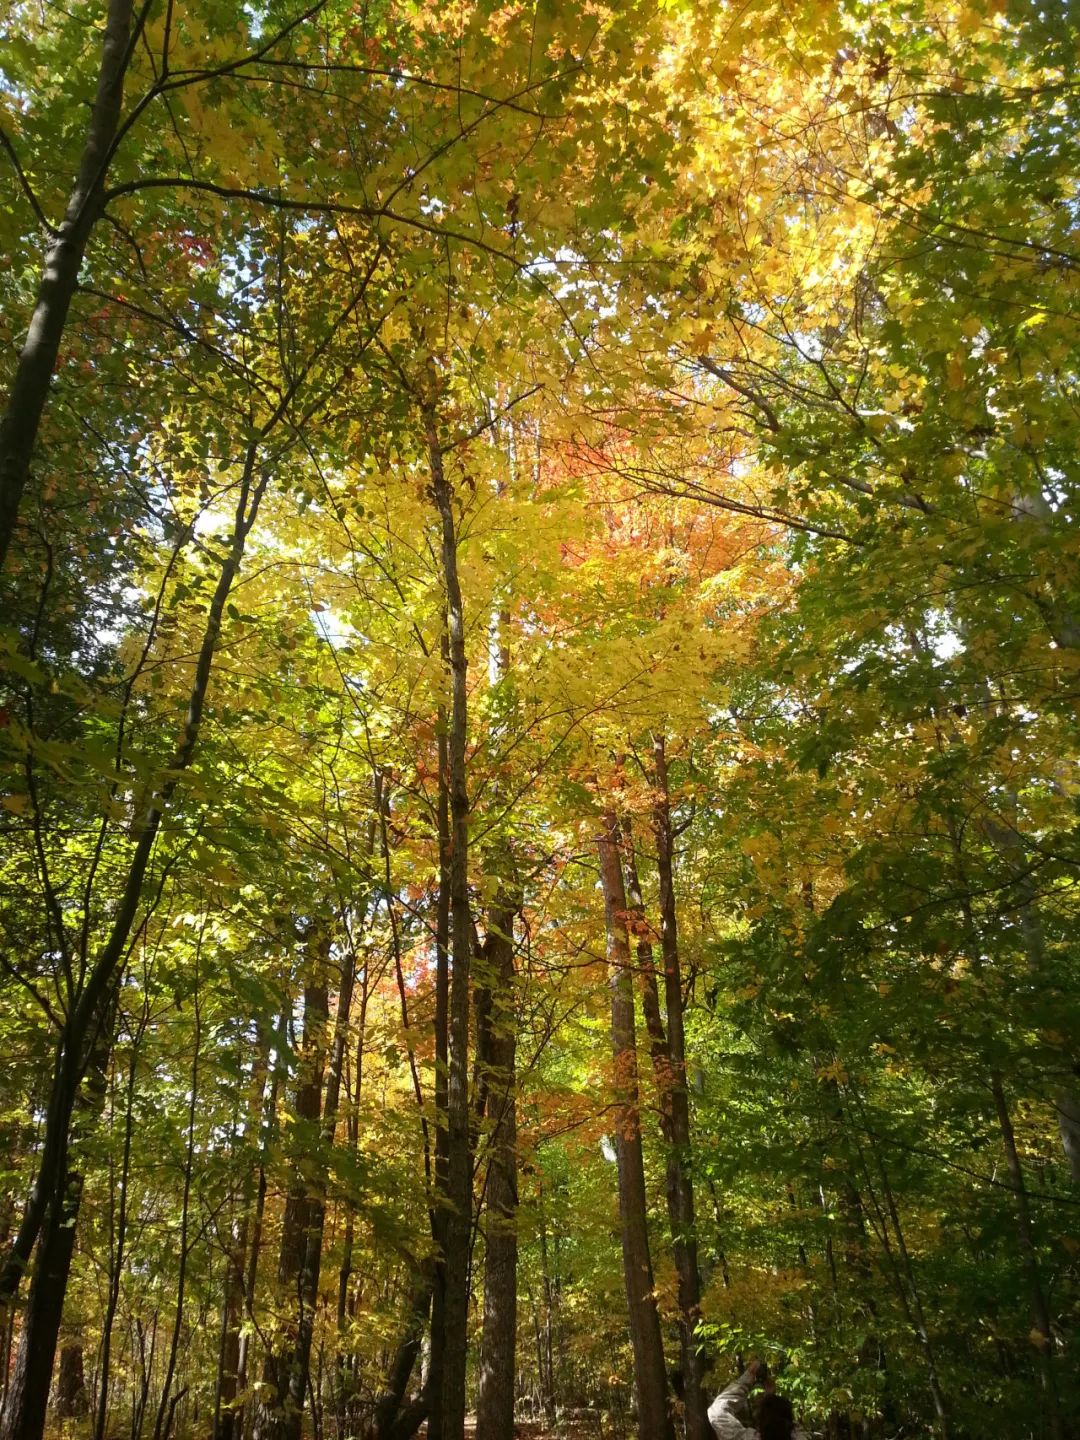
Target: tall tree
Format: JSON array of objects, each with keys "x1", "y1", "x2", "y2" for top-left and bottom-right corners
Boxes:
[
  {"x1": 597, "y1": 806, "x2": 674, "y2": 1440},
  {"x1": 475, "y1": 885, "x2": 521, "y2": 1440}
]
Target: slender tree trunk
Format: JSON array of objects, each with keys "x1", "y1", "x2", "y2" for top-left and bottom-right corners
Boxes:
[
  {"x1": 259, "y1": 908, "x2": 361, "y2": 1440},
  {"x1": 537, "y1": 1190, "x2": 558, "y2": 1423},
  {"x1": 0, "y1": 1309, "x2": 13, "y2": 1415},
  {"x1": 337, "y1": 979, "x2": 370, "y2": 1436},
  {"x1": 476, "y1": 891, "x2": 520, "y2": 1440},
  {"x1": 426, "y1": 707, "x2": 452, "y2": 1439},
  {"x1": 255, "y1": 930, "x2": 334, "y2": 1440},
  {"x1": 848, "y1": 1113, "x2": 949, "y2": 1438},
  {"x1": 214, "y1": 1215, "x2": 249, "y2": 1440},
  {"x1": 475, "y1": 525, "x2": 519, "y2": 1440},
  {"x1": 368, "y1": 775, "x2": 436, "y2": 1440},
  {"x1": 991, "y1": 1075, "x2": 1062, "y2": 1440},
  {"x1": 216, "y1": 1041, "x2": 272, "y2": 1440},
  {"x1": 130, "y1": 1313, "x2": 157, "y2": 1440},
  {"x1": 151, "y1": 973, "x2": 203, "y2": 1440},
  {"x1": 0, "y1": 984, "x2": 120, "y2": 1440},
  {"x1": 425, "y1": 396, "x2": 472, "y2": 1440},
  {"x1": 94, "y1": 1003, "x2": 148, "y2": 1440},
  {"x1": 616, "y1": 739, "x2": 711, "y2": 1440},
  {"x1": 651, "y1": 736, "x2": 710, "y2": 1440},
  {"x1": 239, "y1": 1024, "x2": 286, "y2": 1440},
  {"x1": 0, "y1": 0, "x2": 139, "y2": 569},
  {"x1": 597, "y1": 807, "x2": 674, "y2": 1440}
]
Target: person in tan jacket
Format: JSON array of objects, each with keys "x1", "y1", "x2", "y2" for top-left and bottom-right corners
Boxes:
[{"x1": 707, "y1": 1359, "x2": 809, "y2": 1440}]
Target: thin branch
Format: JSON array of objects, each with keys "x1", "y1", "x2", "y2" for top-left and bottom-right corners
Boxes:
[{"x1": 0, "y1": 125, "x2": 57, "y2": 235}]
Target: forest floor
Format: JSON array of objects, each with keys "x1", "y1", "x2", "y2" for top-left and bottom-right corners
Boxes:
[{"x1": 417, "y1": 1421, "x2": 604, "y2": 1438}]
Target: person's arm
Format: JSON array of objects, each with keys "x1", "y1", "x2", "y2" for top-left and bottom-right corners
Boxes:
[{"x1": 706, "y1": 1365, "x2": 759, "y2": 1440}]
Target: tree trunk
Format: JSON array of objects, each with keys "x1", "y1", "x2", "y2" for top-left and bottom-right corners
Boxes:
[
  {"x1": 0, "y1": 0, "x2": 137, "y2": 569},
  {"x1": 426, "y1": 396, "x2": 472, "y2": 1440},
  {"x1": 476, "y1": 891, "x2": 520, "y2": 1440},
  {"x1": 371, "y1": 1269, "x2": 431, "y2": 1440},
  {"x1": 848, "y1": 1108, "x2": 949, "y2": 1438},
  {"x1": 239, "y1": 1022, "x2": 286, "y2": 1440},
  {"x1": 259, "y1": 910, "x2": 360, "y2": 1440},
  {"x1": 150, "y1": 975, "x2": 203, "y2": 1440},
  {"x1": 991, "y1": 1075, "x2": 1062, "y2": 1440},
  {"x1": 56, "y1": 1344, "x2": 87, "y2": 1419},
  {"x1": 0, "y1": 982, "x2": 120, "y2": 1440},
  {"x1": 0, "y1": 1173, "x2": 83, "y2": 1440},
  {"x1": 337, "y1": 978, "x2": 370, "y2": 1435},
  {"x1": 426, "y1": 703, "x2": 452, "y2": 1438},
  {"x1": 216, "y1": 1041, "x2": 273, "y2": 1440},
  {"x1": 537, "y1": 1187, "x2": 558, "y2": 1423},
  {"x1": 255, "y1": 931, "x2": 334, "y2": 1440},
  {"x1": 93, "y1": 1003, "x2": 148, "y2": 1440},
  {"x1": 214, "y1": 1215, "x2": 249, "y2": 1440},
  {"x1": 651, "y1": 736, "x2": 710, "y2": 1440},
  {"x1": 597, "y1": 807, "x2": 674, "y2": 1440}
]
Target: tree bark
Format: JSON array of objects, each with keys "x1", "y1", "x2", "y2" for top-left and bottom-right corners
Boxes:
[
  {"x1": 150, "y1": 973, "x2": 203, "y2": 1440},
  {"x1": 371, "y1": 1269, "x2": 431, "y2": 1440},
  {"x1": 93, "y1": 1002, "x2": 148, "y2": 1440},
  {"x1": 0, "y1": 0, "x2": 137, "y2": 569},
  {"x1": 337, "y1": 975, "x2": 370, "y2": 1434},
  {"x1": 650, "y1": 736, "x2": 710, "y2": 1440},
  {"x1": 597, "y1": 807, "x2": 674, "y2": 1440},
  {"x1": 476, "y1": 891, "x2": 520, "y2": 1440},
  {"x1": 0, "y1": 1173, "x2": 83, "y2": 1440},
  {"x1": 1055, "y1": 1086, "x2": 1080, "y2": 1185},
  {"x1": 255, "y1": 928, "x2": 335, "y2": 1440},
  {"x1": 536, "y1": 1193, "x2": 558, "y2": 1423},
  {"x1": 214, "y1": 1222, "x2": 248, "y2": 1440},
  {"x1": 216, "y1": 1040, "x2": 273, "y2": 1440},
  {"x1": 239, "y1": 1021, "x2": 286, "y2": 1440},
  {"x1": 426, "y1": 698, "x2": 452, "y2": 1437},
  {"x1": 56, "y1": 1344, "x2": 87, "y2": 1419},
  {"x1": 0, "y1": 984, "x2": 120, "y2": 1440},
  {"x1": 425, "y1": 395, "x2": 472, "y2": 1440}
]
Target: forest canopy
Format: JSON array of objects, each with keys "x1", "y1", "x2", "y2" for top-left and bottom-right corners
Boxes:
[{"x1": 0, "y1": 1, "x2": 1077, "y2": 1439}]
